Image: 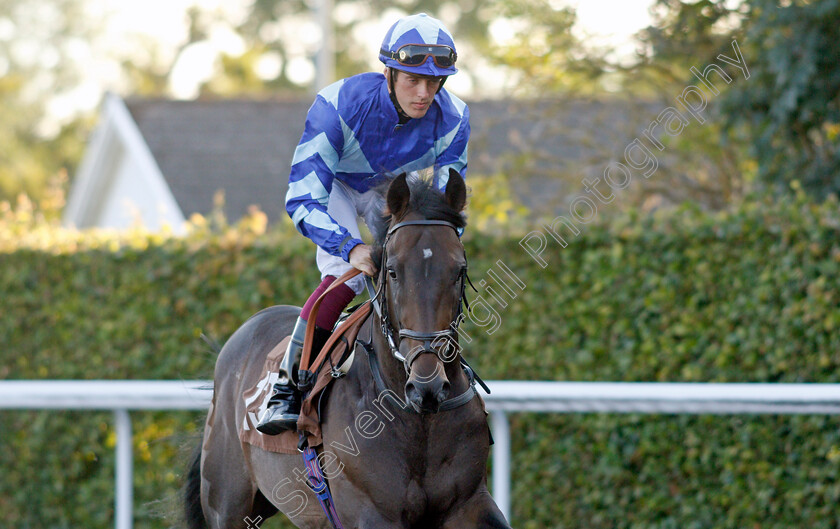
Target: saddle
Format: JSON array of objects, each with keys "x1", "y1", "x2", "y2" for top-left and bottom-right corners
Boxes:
[{"x1": 240, "y1": 270, "x2": 371, "y2": 454}]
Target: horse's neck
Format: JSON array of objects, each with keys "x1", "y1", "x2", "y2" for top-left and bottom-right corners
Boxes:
[{"x1": 369, "y1": 320, "x2": 408, "y2": 389}]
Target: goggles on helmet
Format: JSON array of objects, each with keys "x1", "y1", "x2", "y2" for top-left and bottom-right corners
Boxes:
[{"x1": 380, "y1": 44, "x2": 457, "y2": 69}]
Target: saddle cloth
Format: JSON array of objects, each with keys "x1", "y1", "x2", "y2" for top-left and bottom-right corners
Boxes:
[{"x1": 239, "y1": 302, "x2": 373, "y2": 454}]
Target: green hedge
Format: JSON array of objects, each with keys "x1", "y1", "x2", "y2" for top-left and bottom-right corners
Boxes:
[{"x1": 2, "y1": 192, "x2": 839, "y2": 528}]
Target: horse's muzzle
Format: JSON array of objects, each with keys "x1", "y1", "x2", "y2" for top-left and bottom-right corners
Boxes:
[{"x1": 405, "y1": 358, "x2": 450, "y2": 413}]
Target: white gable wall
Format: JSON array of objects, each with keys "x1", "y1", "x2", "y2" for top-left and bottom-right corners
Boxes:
[
  {"x1": 98, "y1": 147, "x2": 181, "y2": 231},
  {"x1": 64, "y1": 93, "x2": 186, "y2": 233}
]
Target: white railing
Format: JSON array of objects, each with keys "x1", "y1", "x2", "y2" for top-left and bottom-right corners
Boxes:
[{"x1": 3, "y1": 380, "x2": 840, "y2": 528}]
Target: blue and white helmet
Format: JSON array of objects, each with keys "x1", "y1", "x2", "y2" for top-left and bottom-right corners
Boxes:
[{"x1": 379, "y1": 13, "x2": 458, "y2": 77}]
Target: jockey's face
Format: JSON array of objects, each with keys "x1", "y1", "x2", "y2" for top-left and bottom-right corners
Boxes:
[{"x1": 387, "y1": 69, "x2": 442, "y2": 119}]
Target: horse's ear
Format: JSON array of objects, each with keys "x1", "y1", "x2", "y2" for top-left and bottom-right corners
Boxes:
[
  {"x1": 387, "y1": 173, "x2": 410, "y2": 218},
  {"x1": 445, "y1": 168, "x2": 467, "y2": 212}
]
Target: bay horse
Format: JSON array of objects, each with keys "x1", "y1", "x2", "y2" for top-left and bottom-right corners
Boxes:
[{"x1": 184, "y1": 170, "x2": 511, "y2": 529}]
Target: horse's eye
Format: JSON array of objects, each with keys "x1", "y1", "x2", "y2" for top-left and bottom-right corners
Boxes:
[{"x1": 388, "y1": 268, "x2": 397, "y2": 279}]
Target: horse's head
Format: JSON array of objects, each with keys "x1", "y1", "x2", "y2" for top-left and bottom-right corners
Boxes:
[{"x1": 374, "y1": 169, "x2": 468, "y2": 413}]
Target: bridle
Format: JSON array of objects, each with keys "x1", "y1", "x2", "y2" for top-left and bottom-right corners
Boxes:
[
  {"x1": 366, "y1": 219, "x2": 472, "y2": 374},
  {"x1": 358, "y1": 217, "x2": 490, "y2": 413}
]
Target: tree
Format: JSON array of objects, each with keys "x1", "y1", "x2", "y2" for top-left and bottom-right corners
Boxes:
[
  {"x1": 476, "y1": 0, "x2": 760, "y2": 212},
  {"x1": 227, "y1": 0, "x2": 504, "y2": 95},
  {"x1": 630, "y1": 0, "x2": 840, "y2": 202},
  {"x1": 0, "y1": 0, "x2": 98, "y2": 203},
  {"x1": 722, "y1": 0, "x2": 840, "y2": 198},
  {"x1": 487, "y1": 0, "x2": 608, "y2": 95},
  {"x1": 619, "y1": 0, "x2": 752, "y2": 209}
]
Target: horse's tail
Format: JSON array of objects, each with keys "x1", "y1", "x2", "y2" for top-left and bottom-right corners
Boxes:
[{"x1": 183, "y1": 440, "x2": 207, "y2": 529}]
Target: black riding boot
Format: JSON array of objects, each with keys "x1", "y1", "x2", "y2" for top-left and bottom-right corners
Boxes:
[{"x1": 256, "y1": 317, "x2": 331, "y2": 435}]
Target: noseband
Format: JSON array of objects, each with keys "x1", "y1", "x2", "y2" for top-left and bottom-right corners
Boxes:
[{"x1": 367, "y1": 219, "x2": 471, "y2": 374}]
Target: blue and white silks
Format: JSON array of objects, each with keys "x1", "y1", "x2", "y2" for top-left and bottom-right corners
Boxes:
[{"x1": 285, "y1": 72, "x2": 470, "y2": 262}]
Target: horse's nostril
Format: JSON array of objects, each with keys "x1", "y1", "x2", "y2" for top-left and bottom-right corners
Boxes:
[
  {"x1": 438, "y1": 381, "x2": 451, "y2": 402},
  {"x1": 405, "y1": 376, "x2": 450, "y2": 413},
  {"x1": 405, "y1": 382, "x2": 419, "y2": 399}
]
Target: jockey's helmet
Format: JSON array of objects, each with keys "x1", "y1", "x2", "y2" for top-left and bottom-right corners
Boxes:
[{"x1": 379, "y1": 13, "x2": 458, "y2": 78}]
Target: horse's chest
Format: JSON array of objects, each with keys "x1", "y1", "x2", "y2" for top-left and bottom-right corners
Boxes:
[
  {"x1": 350, "y1": 423, "x2": 487, "y2": 509},
  {"x1": 322, "y1": 385, "x2": 490, "y2": 520}
]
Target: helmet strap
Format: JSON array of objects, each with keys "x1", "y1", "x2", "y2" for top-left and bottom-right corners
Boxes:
[
  {"x1": 388, "y1": 68, "x2": 412, "y2": 124},
  {"x1": 436, "y1": 75, "x2": 447, "y2": 94}
]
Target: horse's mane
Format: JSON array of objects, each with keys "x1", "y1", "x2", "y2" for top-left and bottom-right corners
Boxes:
[{"x1": 371, "y1": 173, "x2": 466, "y2": 267}]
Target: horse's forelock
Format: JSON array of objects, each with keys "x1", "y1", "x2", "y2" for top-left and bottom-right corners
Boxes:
[{"x1": 372, "y1": 175, "x2": 466, "y2": 255}]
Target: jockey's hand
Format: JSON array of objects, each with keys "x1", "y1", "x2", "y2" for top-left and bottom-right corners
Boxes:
[{"x1": 349, "y1": 244, "x2": 378, "y2": 277}]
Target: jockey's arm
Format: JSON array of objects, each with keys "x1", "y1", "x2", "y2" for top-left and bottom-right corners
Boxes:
[{"x1": 285, "y1": 96, "x2": 364, "y2": 263}]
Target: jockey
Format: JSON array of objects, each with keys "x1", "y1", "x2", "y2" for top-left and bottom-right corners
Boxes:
[{"x1": 257, "y1": 13, "x2": 470, "y2": 435}]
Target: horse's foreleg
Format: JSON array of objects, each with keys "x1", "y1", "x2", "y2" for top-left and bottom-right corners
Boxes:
[{"x1": 441, "y1": 487, "x2": 511, "y2": 529}]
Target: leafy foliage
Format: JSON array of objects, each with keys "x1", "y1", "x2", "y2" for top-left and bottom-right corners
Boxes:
[
  {"x1": 633, "y1": 0, "x2": 840, "y2": 202},
  {"x1": 463, "y1": 172, "x2": 530, "y2": 232},
  {"x1": 487, "y1": 0, "x2": 607, "y2": 95},
  {"x1": 722, "y1": 0, "x2": 840, "y2": 197},
  {"x1": 231, "y1": 0, "x2": 499, "y2": 94},
  {"x1": 0, "y1": 0, "x2": 96, "y2": 203},
  {"x1": 2, "y1": 190, "x2": 840, "y2": 527},
  {"x1": 609, "y1": 0, "x2": 752, "y2": 209}
]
